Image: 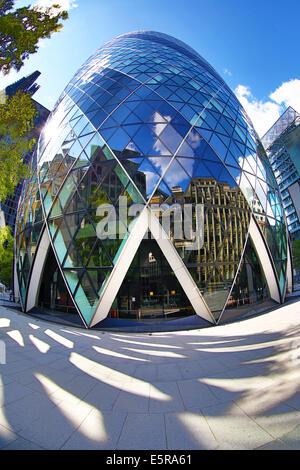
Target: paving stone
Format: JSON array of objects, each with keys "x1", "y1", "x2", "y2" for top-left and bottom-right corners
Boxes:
[
  {"x1": 201, "y1": 402, "x2": 273, "y2": 450},
  {"x1": 280, "y1": 425, "x2": 300, "y2": 450},
  {"x1": 113, "y1": 382, "x2": 150, "y2": 412},
  {"x1": 2, "y1": 391, "x2": 57, "y2": 432},
  {"x1": 165, "y1": 411, "x2": 217, "y2": 450},
  {"x1": 177, "y1": 378, "x2": 220, "y2": 409},
  {"x1": 0, "y1": 381, "x2": 33, "y2": 407},
  {"x1": 84, "y1": 382, "x2": 121, "y2": 411},
  {"x1": 238, "y1": 402, "x2": 300, "y2": 439},
  {"x1": 256, "y1": 439, "x2": 293, "y2": 450},
  {"x1": 17, "y1": 400, "x2": 93, "y2": 450},
  {"x1": 116, "y1": 413, "x2": 166, "y2": 450},
  {"x1": 61, "y1": 410, "x2": 126, "y2": 450},
  {"x1": 149, "y1": 382, "x2": 184, "y2": 413},
  {"x1": 1, "y1": 437, "x2": 45, "y2": 450}
]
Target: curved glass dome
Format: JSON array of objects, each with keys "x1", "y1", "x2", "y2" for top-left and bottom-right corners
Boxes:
[{"x1": 15, "y1": 31, "x2": 291, "y2": 329}]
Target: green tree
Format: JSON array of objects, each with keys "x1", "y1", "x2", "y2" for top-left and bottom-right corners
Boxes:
[
  {"x1": 0, "y1": 89, "x2": 37, "y2": 202},
  {"x1": 0, "y1": 0, "x2": 68, "y2": 74},
  {"x1": 0, "y1": 225, "x2": 13, "y2": 286},
  {"x1": 292, "y1": 239, "x2": 300, "y2": 271},
  {"x1": 0, "y1": 1, "x2": 68, "y2": 200}
]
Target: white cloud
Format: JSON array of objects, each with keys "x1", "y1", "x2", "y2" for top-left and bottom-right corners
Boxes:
[
  {"x1": 270, "y1": 79, "x2": 300, "y2": 111},
  {"x1": 33, "y1": 0, "x2": 78, "y2": 12},
  {"x1": 224, "y1": 68, "x2": 232, "y2": 77},
  {"x1": 235, "y1": 84, "x2": 281, "y2": 137},
  {"x1": 235, "y1": 79, "x2": 300, "y2": 137}
]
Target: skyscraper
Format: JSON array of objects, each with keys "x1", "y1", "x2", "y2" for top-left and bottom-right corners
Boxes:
[
  {"x1": 14, "y1": 32, "x2": 292, "y2": 329},
  {"x1": 261, "y1": 106, "x2": 300, "y2": 240}
]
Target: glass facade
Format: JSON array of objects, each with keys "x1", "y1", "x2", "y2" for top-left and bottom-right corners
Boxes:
[
  {"x1": 261, "y1": 107, "x2": 300, "y2": 240},
  {"x1": 15, "y1": 31, "x2": 291, "y2": 328}
]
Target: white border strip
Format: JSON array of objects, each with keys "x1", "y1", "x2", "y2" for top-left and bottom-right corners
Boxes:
[
  {"x1": 26, "y1": 227, "x2": 51, "y2": 311},
  {"x1": 249, "y1": 217, "x2": 280, "y2": 303}
]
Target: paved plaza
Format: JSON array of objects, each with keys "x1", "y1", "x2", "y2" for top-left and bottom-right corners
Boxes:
[{"x1": 0, "y1": 294, "x2": 299, "y2": 450}]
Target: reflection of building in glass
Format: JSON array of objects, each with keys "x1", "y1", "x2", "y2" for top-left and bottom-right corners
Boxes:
[
  {"x1": 14, "y1": 32, "x2": 292, "y2": 329},
  {"x1": 0, "y1": 71, "x2": 50, "y2": 232},
  {"x1": 262, "y1": 106, "x2": 300, "y2": 240},
  {"x1": 253, "y1": 196, "x2": 265, "y2": 228}
]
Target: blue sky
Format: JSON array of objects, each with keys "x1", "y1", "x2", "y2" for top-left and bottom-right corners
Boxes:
[{"x1": 2, "y1": 0, "x2": 300, "y2": 136}]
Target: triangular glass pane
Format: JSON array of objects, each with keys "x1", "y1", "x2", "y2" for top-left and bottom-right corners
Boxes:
[
  {"x1": 151, "y1": 179, "x2": 172, "y2": 202},
  {"x1": 76, "y1": 166, "x2": 99, "y2": 203},
  {"x1": 135, "y1": 159, "x2": 161, "y2": 197},
  {"x1": 171, "y1": 123, "x2": 190, "y2": 139},
  {"x1": 132, "y1": 101, "x2": 155, "y2": 121},
  {"x1": 86, "y1": 269, "x2": 112, "y2": 297},
  {"x1": 111, "y1": 104, "x2": 132, "y2": 124},
  {"x1": 72, "y1": 149, "x2": 90, "y2": 169},
  {"x1": 84, "y1": 133, "x2": 105, "y2": 163},
  {"x1": 98, "y1": 127, "x2": 117, "y2": 143},
  {"x1": 48, "y1": 217, "x2": 62, "y2": 239},
  {"x1": 192, "y1": 160, "x2": 214, "y2": 178},
  {"x1": 58, "y1": 174, "x2": 77, "y2": 210},
  {"x1": 73, "y1": 220, "x2": 98, "y2": 266},
  {"x1": 217, "y1": 166, "x2": 238, "y2": 188},
  {"x1": 176, "y1": 140, "x2": 195, "y2": 157},
  {"x1": 86, "y1": 239, "x2": 113, "y2": 268},
  {"x1": 67, "y1": 139, "x2": 84, "y2": 161},
  {"x1": 64, "y1": 187, "x2": 86, "y2": 213},
  {"x1": 148, "y1": 110, "x2": 169, "y2": 123},
  {"x1": 177, "y1": 157, "x2": 198, "y2": 179},
  {"x1": 147, "y1": 156, "x2": 173, "y2": 178},
  {"x1": 162, "y1": 158, "x2": 191, "y2": 193},
  {"x1": 122, "y1": 124, "x2": 142, "y2": 139},
  {"x1": 79, "y1": 121, "x2": 96, "y2": 137},
  {"x1": 148, "y1": 121, "x2": 168, "y2": 137},
  {"x1": 159, "y1": 124, "x2": 183, "y2": 154},
  {"x1": 88, "y1": 184, "x2": 114, "y2": 217},
  {"x1": 95, "y1": 161, "x2": 129, "y2": 204},
  {"x1": 122, "y1": 111, "x2": 143, "y2": 125},
  {"x1": 62, "y1": 242, "x2": 83, "y2": 268},
  {"x1": 48, "y1": 152, "x2": 64, "y2": 178},
  {"x1": 53, "y1": 219, "x2": 72, "y2": 264},
  {"x1": 202, "y1": 160, "x2": 224, "y2": 180},
  {"x1": 107, "y1": 126, "x2": 131, "y2": 152},
  {"x1": 53, "y1": 154, "x2": 75, "y2": 178},
  {"x1": 148, "y1": 139, "x2": 172, "y2": 156},
  {"x1": 48, "y1": 198, "x2": 62, "y2": 219},
  {"x1": 74, "y1": 271, "x2": 98, "y2": 309},
  {"x1": 196, "y1": 128, "x2": 213, "y2": 142},
  {"x1": 225, "y1": 150, "x2": 241, "y2": 168},
  {"x1": 203, "y1": 266, "x2": 233, "y2": 321},
  {"x1": 121, "y1": 157, "x2": 145, "y2": 180},
  {"x1": 64, "y1": 212, "x2": 88, "y2": 239},
  {"x1": 219, "y1": 236, "x2": 270, "y2": 324},
  {"x1": 132, "y1": 125, "x2": 157, "y2": 155},
  {"x1": 78, "y1": 133, "x2": 94, "y2": 150}
]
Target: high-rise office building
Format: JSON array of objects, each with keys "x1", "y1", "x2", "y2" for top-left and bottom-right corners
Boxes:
[
  {"x1": 14, "y1": 32, "x2": 292, "y2": 329},
  {"x1": 261, "y1": 106, "x2": 300, "y2": 240}
]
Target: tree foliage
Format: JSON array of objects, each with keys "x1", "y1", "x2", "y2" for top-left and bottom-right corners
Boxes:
[
  {"x1": 292, "y1": 239, "x2": 300, "y2": 271},
  {"x1": 0, "y1": 89, "x2": 37, "y2": 202},
  {"x1": 0, "y1": 0, "x2": 68, "y2": 74},
  {"x1": 0, "y1": 225, "x2": 13, "y2": 286}
]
